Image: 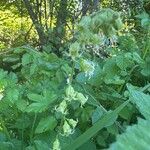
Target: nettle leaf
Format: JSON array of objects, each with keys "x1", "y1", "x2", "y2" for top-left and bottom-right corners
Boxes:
[
  {"x1": 116, "y1": 55, "x2": 132, "y2": 70},
  {"x1": 35, "y1": 116, "x2": 57, "y2": 134},
  {"x1": 26, "y1": 103, "x2": 47, "y2": 113},
  {"x1": 16, "y1": 99, "x2": 28, "y2": 112},
  {"x1": 6, "y1": 88, "x2": 19, "y2": 103},
  {"x1": 14, "y1": 116, "x2": 30, "y2": 129},
  {"x1": 103, "y1": 58, "x2": 125, "y2": 85},
  {"x1": 26, "y1": 92, "x2": 57, "y2": 113},
  {"x1": 109, "y1": 119, "x2": 150, "y2": 150},
  {"x1": 132, "y1": 52, "x2": 144, "y2": 64},
  {"x1": 128, "y1": 84, "x2": 150, "y2": 120}
]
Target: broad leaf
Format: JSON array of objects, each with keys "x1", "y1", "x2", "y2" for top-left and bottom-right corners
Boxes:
[
  {"x1": 6, "y1": 88, "x2": 19, "y2": 103},
  {"x1": 35, "y1": 116, "x2": 57, "y2": 134},
  {"x1": 26, "y1": 92, "x2": 57, "y2": 113},
  {"x1": 128, "y1": 84, "x2": 150, "y2": 120},
  {"x1": 109, "y1": 119, "x2": 150, "y2": 150}
]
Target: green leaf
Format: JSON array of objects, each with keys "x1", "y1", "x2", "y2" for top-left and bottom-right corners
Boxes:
[
  {"x1": 27, "y1": 93, "x2": 43, "y2": 102},
  {"x1": 128, "y1": 84, "x2": 150, "y2": 120},
  {"x1": 26, "y1": 102, "x2": 48, "y2": 113},
  {"x1": 35, "y1": 116, "x2": 57, "y2": 134},
  {"x1": 0, "y1": 141, "x2": 14, "y2": 149},
  {"x1": 107, "y1": 124, "x2": 118, "y2": 135},
  {"x1": 64, "y1": 100, "x2": 129, "y2": 150},
  {"x1": 109, "y1": 119, "x2": 150, "y2": 150},
  {"x1": 34, "y1": 140, "x2": 49, "y2": 150},
  {"x1": 30, "y1": 64, "x2": 37, "y2": 75},
  {"x1": 103, "y1": 58, "x2": 125, "y2": 85},
  {"x1": 6, "y1": 88, "x2": 19, "y2": 103},
  {"x1": 15, "y1": 99, "x2": 28, "y2": 112},
  {"x1": 14, "y1": 116, "x2": 30, "y2": 129},
  {"x1": 116, "y1": 55, "x2": 132, "y2": 70},
  {"x1": 3, "y1": 56, "x2": 19, "y2": 63},
  {"x1": 92, "y1": 107, "x2": 104, "y2": 124},
  {"x1": 25, "y1": 146, "x2": 36, "y2": 150},
  {"x1": 26, "y1": 92, "x2": 57, "y2": 113},
  {"x1": 22, "y1": 53, "x2": 32, "y2": 66},
  {"x1": 96, "y1": 135, "x2": 107, "y2": 147},
  {"x1": 119, "y1": 104, "x2": 135, "y2": 121},
  {"x1": 78, "y1": 141, "x2": 96, "y2": 150}
]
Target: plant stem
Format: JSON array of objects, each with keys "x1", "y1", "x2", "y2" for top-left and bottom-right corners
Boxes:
[
  {"x1": 30, "y1": 113, "x2": 37, "y2": 143},
  {"x1": 118, "y1": 65, "x2": 139, "y2": 94}
]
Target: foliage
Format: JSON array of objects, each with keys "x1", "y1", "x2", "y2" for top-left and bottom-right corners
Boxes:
[
  {"x1": 109, "y1": 86, "x2": 150, "y2": 150},
  {"x1": 109, "y1": 119, "x2": 150, "y2": 150},
  {"x1": 0, "y1": 2, "x2": 150, "y2": 150}
]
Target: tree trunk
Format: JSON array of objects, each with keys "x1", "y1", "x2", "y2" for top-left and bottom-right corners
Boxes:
[
  {"x1": 23, "y1": 0, "x2": 47, "y2": 47},
  {"x1": 55, "y1": 0, "x2": 68, "y2": 44}
]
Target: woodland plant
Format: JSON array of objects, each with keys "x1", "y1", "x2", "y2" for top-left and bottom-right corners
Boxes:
[{"x1": 0, "y1": 8, "x2": 149, "y2": 150}]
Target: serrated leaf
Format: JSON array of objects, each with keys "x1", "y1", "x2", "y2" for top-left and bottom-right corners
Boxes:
[
  {"x1": 128, "y1": 84, "x2": 150, "y2": 120},
  {"x1": 35, "y1": 116, "x2": 57, "y2": 134},
  {"x1": 26, "y1": 92, "x2": 57, "y2": 113},
  {"x1": 116, "y1": 55, "x2": 132, "y2": 70},
  {"x1": 6, "y1": 88, "x2": 19, "y2": 103},
  {"x1": 26, "y1": 102, "x2": 48, "y2": 113},
  {"x1": 16, "y1": 99, "x2": 28, "y2": 112},
  {"x1": 14, "y1": 116, "x2": 30, "y2": 129},
  {"x1": 109, "y1": 119, "x2": 150, "y2": 150}
]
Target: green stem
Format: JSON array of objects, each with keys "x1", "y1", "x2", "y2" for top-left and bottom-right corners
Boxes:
[
  {"x1": 69, "y1": 60, "x2": 75, "y2": 84},
  {"x1": 118, "y1": 65, "x2": 139, "y2": 94},
  {"x1": 21, "y1": 114, "x2": 25, "y2": 150},
  {"x1": 143, "y1": 47, "x2": 149, "y2": 60},
  {"x1": 30, "y1": 113, "x2": 37, "y2": 143},
  {"x1": 141, "y1": 83, "x2": 150, "y2": 92},
  {"x1": 143, "y1": 33, "x2": 150, "y2": 60}
]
